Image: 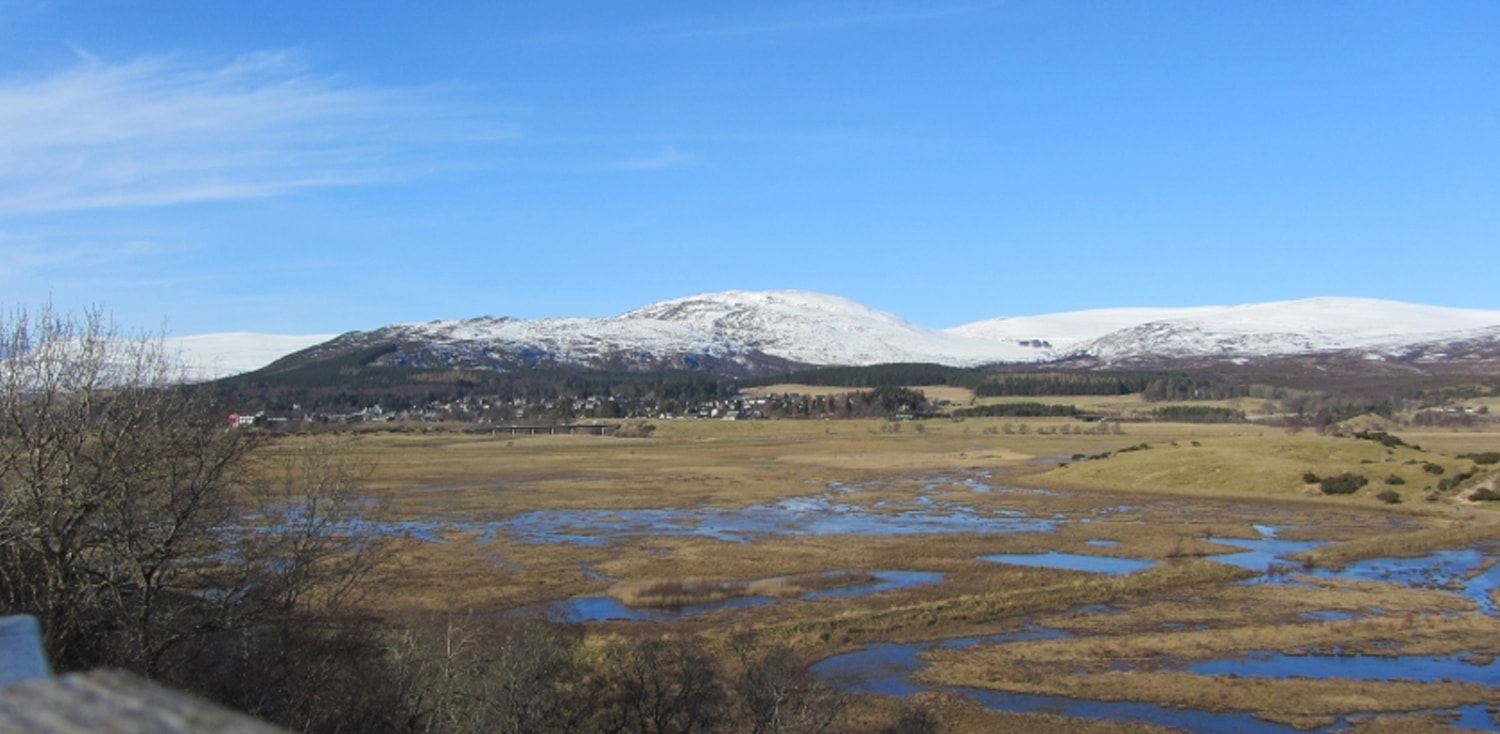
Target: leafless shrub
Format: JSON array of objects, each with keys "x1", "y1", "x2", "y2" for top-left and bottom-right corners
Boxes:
[
  {"x1": 593, "y1": 634, "x2": 728, "y2": 734},
  {"x1": 0, "y1": 305, "x2": 396, "y2": 732},
  {"x1": 732, "y1": 631, "x2": 847, "y2": 734},
  {"x1": 393, "y1": 612, "x2": 589, "y2": 734}
]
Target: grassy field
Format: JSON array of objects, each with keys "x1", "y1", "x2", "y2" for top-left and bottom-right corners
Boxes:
[
  {"x1": 741, "y1": 382, "x2": 1278, "y2": 419},
  {"x1": 274, "y1": 411, "x2": 1500, "y2": 732}
]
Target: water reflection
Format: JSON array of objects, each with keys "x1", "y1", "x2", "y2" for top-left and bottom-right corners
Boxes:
[
  {"x1": 1192, "y1": 650, "x2": 1499, "y2": 684},
  {"x1": 979, "y1": 551, "x2": 1154, "y2": 575},
  {"x1": 550, "y1": 595, "x2": 776, "y2": 623},
  {"x1": 813, "y1": 627, "x2": 1064, "y2": 697},
  {"x1": 311, "y1": 492, "x2": 1057, "y2": 546},
  {"x1": 815, "y1": 628, "x2": 1500, "y2": 733},
  {"x1": 1307, "y1": 549, "x2": 1500, "y2": 615},
  {"x1": 801, "y1": 570, "x2": 944, "y2": 600},
  {"x1": 1212, "y1": 531, "x2": 1500, "y2": 615},
  {"x1": 501, "y1": 497, "x2": 1055, "y2": 545},
  {"x1": 1207, "y1": 534, "x2": 1325, "y2": 573},
  {"x1": 814, "y1": 629, "x2": 1318, "y2": 733}
]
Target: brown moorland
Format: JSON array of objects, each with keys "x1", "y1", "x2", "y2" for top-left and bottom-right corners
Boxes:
[{"x1": 265, "y1": 410, "x2": 1500, "y2": 732}]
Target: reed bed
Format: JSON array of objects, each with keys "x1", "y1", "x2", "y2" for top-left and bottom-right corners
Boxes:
[
  {"x1": 913, "y1": 667, "x2": 1500, "y2": 730},
  {"x1": 612, "y1": 578, "x2": 752, "y2": 608},
  {"x1": 612, "y1": 570, "x2": 885, "y2": 609},
  {"x1": 258, "y1": 417, "x2": 1500, "y2": 732},
  {"x1": 755, "y1": 559, "x2": 1253, "y2": 649},
  {"x1": 1291, "y1": 522, "x2": 1500, "y2": 569}
]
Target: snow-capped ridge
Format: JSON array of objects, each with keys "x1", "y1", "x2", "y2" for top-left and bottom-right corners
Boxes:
[
  {"x1": 177, "y1": 292, "x2": 1500, "y2": 377},
  {"x1": 1065, "y1": 298, "x2": 1500, "y2": 362},
  {"x1": 165, "y1": 332, "x2": 338, "y2": 380},
  {"x1": 620, "y1": 290, "x2": 1028, "y2": 366}
]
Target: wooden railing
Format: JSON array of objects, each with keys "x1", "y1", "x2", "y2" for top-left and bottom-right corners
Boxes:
[{"x1": 0, "y1": 615, "x2": 287, "y2": 734}]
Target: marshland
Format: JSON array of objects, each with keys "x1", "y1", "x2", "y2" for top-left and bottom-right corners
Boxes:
[
  {"x1": 8, "y1": 314, "x2": 1499, "y2": 732},
  {"x1": 287, "y1": 401, "x2": 1500, "y2": 733}
]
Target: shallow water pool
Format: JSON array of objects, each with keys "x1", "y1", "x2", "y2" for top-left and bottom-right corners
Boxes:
[{"x1": 979, "y1": 551, "x2": 1155, "y2": 575}]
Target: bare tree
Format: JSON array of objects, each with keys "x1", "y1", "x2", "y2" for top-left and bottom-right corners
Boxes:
[
  {"x1": 0, "y1": 305, "x2": 399, "y2": 733},
  {"x1": 0, "y1": 305, "x2": 256, "y2": 672},
  {"x1": 392, "y1": 612, "x2": 590, "y2": 734},
  {"x1": 594, "y1": 634, "x2": 726, "y2": 734},
  {"x1": 731, "y1": 633, "x2": 846, "y2": 734},
  {"x1": 389, "y1": 610, "x2": 489, "y2": 734},
  {"x1": 203, "y1": 434, "x2": 394, "y2": 730}
]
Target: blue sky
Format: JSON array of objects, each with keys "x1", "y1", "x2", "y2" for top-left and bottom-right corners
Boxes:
[{"x1": 2, "y1": 1, "x2": 1496, "y2": 335}]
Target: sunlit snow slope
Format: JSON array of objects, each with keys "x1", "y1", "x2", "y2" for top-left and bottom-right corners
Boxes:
[{"x1": 180, "y1": 292, "x2": 1500, "y2": 375}]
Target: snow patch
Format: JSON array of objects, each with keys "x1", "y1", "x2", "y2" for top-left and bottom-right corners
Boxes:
[{"x1": 169, "y1": 293, "x2": 1500, "y2": 375}]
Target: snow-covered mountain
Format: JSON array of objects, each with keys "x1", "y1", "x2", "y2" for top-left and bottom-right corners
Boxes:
[
  {"x1": 165, "y1": 332, "x2": 337, "y2": 380},
  {"x1": 204, "y1": 291, "x2": 1500, "y2": 377},
  {"x1": 289, "y1": 312, "x2": 802, "y2": 375},
  {"x1": 620, "y1": 290, "x2": 1045, "y2": 366},
  {"x1": 960, "y1": 297, "x2": 1500, "y2": 364},
  {"x1": 947, "y1": 306, "x2": 1226, "y2": 353}
]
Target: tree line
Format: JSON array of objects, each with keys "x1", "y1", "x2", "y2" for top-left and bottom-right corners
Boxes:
[
  {"x1": 743, "y1": 364, "x2": 986, "y2": 390},
  {"x1": 951, "y1": 402, "x2": 1079, "y2": 418}
]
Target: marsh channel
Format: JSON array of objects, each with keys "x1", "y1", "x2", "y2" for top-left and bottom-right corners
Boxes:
[{"x1": 363, "y1": 470, "x2": 1500, "y2": 731}]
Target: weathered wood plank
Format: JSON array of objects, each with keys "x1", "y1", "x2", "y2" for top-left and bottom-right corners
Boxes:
[{"x1": 0, "y1": 669, "x2": 288, "y2": 734}]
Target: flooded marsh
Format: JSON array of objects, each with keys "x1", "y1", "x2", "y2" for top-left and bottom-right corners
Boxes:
[{"x1": 314, "y1": 420, "x2": 1500, "y2": 732}]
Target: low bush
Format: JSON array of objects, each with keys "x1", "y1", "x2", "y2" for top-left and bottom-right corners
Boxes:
[
  {"x1": 1469, "y1": 487, "x2": 1500, "y2": 502},
  {"x1": 1423, "y1": 462, "x2": 1446, "y2": 475},
  {"x1": 1384, "y1": 474, "x2": 1407, "y2": 485},
  {"x1": 1302, "y1": 472, "x2": 1321, "y2": 484},
  {"x1": 1376, "y1": 489, "x2": 1402, "y2": 504},
  {"x1": 1151, "y1": 406, "x2": 1245, "y2": 423},
  {"x1": 1438, "y1": 470, "x2": 1478, "y2": 492},
  {"x1": 954, "y1": 402, "x2": 1078, "y2": 418},
  {"x1": 1320, "y1": 473, "x2": 1368, "y2": 495},
  {"x1": 1352, "y1": 430, "x2": 1411, "y2": 449}
]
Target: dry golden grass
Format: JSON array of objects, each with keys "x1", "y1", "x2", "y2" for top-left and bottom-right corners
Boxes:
[
  {"x1": 740, "y1": 381, "x2": 1296, "y2": 422},
  {"x1": 609, "y1": 570, "x2": 882, "y2": 608},
  {"x1": 1398, "y1": 429, "x2": 1500, "y2": 456},
  {"x1": 260, "y1": 416, "x2": 1500, "y2": 732},
  {"x1": 281, "y1": 419, "x2": 1500, "y2": 613},
  {"x1": 1292, "y1": 523, "x2": 1500, "y2": 569},
  {"x1": 926, "y1": 612, "x2": 1500, "y2": 672},
  {"x1": 913, "y1": 665, "x2": 1500, "y2": 729},
  {"x1": 971, "y1": 393, "x2": 1276, "y2": 420},
  {"x1": 1032, "y1": 431, "x2": 1488, "y2": 505},
  {"x1": 1345, "y1": 715, "x2": 1500, "y2": 734},
  {"x1": 883, "y1": 691, "x2": 1184, "y2": 734},
  {"x1": 741, "y1": 559, "x2": 1258, "y2": 650},
  {"x1": 611, "y1": 578, "x2": 750, "y2": 608}
]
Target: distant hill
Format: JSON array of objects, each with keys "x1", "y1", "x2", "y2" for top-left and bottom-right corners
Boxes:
[
  {"x1": 188, "y1": 290, "x2": 1500, "y2": 380},
  {"x1": 164, "y1": 332, "x2": 337, "y2": 380}
]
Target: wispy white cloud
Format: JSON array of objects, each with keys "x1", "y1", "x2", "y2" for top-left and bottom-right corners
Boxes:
[
  {"x1": 0, "y1": 233, "x2": 173, "y2": 281},
  {"x1": 611, "y1": 146, "x2": 699, "y2": 171},
  {"x1": 0, "y1": 51, "x2": 518, "y2": 215},
  {"x1": 526, "y1": 3, "x2": 999, "y2": 45}
]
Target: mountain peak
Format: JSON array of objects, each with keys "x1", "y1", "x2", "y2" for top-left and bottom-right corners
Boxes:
[
  {"x1": 181, "y1": 290, "x2": 1500, "y2": 377},
  {"x1": 622, "y1": 289, "x2": 902, "y2": 322},
  {"x1": 622, "y1": 290, "x2": 1006, "y2": 366}
]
